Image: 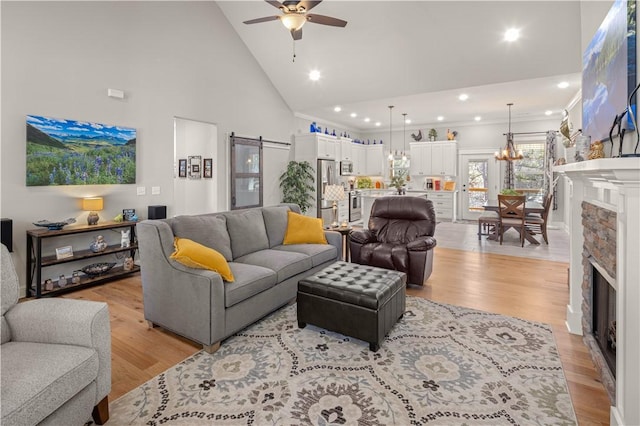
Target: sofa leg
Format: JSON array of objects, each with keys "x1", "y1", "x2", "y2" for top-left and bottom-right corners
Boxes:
[
  {"x1": 147, "y1": 320, "x2": 158, "y2": 329},
  {"x1": 203, "y1": 341, "x2": 221, "y2": 354},
  {"x1": 287, "y1": 297, "x2": 297, "y2": 306},
  {"x1": 92, "y1": 396, "x2": 109, "y2": 425}
]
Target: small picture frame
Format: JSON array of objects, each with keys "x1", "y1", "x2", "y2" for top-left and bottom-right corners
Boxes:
[
  {"x1": 188, "y1": 155, "x2": 202, "y2": 179},
  {"x1": 203, "y1": 158, "x2": 213, "y2": 178},
  {"x1": 123, "y1": 209, "x2": 136, "y2": 221},
  {"x1": 55, "y1": 245, "x2": 74, "y2": 260},
  {"x1": 178, "y1": 159, "x2": 187, "y2": 178}
]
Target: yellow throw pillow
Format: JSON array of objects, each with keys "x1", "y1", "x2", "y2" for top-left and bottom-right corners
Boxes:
[
  {"x1": 170, "y1": 237, "x2": 234, "y2": 282},
  {"x1": 283, "y1": 211, "x2": 328, "y2": 245}
]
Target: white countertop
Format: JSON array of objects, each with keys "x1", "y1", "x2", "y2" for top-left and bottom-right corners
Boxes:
[{"x1": 360, "y1": 191, "x2": 428, "y2": 199}]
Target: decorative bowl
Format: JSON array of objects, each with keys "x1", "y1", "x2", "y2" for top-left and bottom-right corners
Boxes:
[
  {"x1": 33, "y1": 218, "x2": 76, "y2": 231},
  {"x1": 81, "y1": 262, "x2": 116, "y2": 277}
]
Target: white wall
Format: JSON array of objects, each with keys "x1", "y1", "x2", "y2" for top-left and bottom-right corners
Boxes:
[
  {"x1": 173, "y1": 118, "x2": 218, "y2": 216},
  {"x1": 1, "y1": 1, "x2": 295, "y2": 291}
]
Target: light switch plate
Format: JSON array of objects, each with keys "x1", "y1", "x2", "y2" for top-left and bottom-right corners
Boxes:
[
  {"x1": 152, "y1": 186, "x2": 160, "y2": 195},
  {"x1": 137, "y1": 186, "x2": 146, "y2": 196}
]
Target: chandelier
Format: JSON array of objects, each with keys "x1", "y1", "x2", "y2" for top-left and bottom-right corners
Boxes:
[{"x1": 495, "y1": 103, "x2": 524, "y2": 161}]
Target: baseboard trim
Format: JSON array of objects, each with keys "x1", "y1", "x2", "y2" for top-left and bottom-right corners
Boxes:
[{"x1": 565, "y1": 304, "x2": 583, "y2": 335}]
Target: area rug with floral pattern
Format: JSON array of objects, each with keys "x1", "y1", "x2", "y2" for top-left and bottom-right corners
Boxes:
[{"x1": 109, "y1": 296, "x2": 576, "y2": 425}]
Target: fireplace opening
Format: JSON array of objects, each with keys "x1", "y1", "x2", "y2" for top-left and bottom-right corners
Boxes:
[{"x1": 592, "y1": 266, "x2": 616, "y2": 378}]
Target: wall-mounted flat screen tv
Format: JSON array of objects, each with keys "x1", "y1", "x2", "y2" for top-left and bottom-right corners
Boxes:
[
  {"x1": 26, "y1": 115, "x2": 136, "y2": 186},
  {"x1": 582, "y1": 0, "x2": 636, "y2": 143}
]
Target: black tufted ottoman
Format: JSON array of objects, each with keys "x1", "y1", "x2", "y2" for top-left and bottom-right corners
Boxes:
[{"x1": 297, "y1": 261, "x2": 406, "y2": 352}]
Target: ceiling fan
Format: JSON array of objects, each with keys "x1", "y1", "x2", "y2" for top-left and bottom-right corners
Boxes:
[{"x1": 243, "y1": 0, "x2": 347, "y2": 40}]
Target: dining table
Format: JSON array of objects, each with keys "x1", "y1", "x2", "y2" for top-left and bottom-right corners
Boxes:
[{"x1": 483, "y1": 199, "x2": 544, "y2": 245}]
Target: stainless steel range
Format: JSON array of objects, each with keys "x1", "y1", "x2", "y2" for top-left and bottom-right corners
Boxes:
[{"x1": 349, "y1": 190, "x2": 362, "y2": 222}]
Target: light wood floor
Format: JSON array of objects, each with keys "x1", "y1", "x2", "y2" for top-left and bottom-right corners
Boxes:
[{"x1": 63, "y1": 247, "x2": 610, "y2": 425}]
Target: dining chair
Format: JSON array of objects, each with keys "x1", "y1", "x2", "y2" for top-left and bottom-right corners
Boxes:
[
  {"x1": 497, "y1": 194, "x2": 526, "y2": 247},
  {"x1": 477, "y1": 211, "x2": 500, "y2": 240},
  {"x1": 525, "y1": 194, "x2": 553, "y2": 244}
]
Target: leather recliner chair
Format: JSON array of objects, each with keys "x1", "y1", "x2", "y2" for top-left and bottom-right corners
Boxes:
[{"x1": 349, "y1": 196, "x2": 437, "y2": 286}]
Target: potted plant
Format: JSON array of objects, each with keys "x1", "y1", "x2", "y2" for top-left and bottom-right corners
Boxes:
[
  {"x1": 391, "y1": 171, "x2": 406, "y2": 195},
  {"x1": 279, "y1": 161, "x2": 315, "y2": 213},
  {"x1": 428, "y1": 128, "x2": 438, "y2": 141}
]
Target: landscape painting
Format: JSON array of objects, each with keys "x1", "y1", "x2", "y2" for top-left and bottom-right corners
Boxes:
[{"x1": 26, "y1": 115, "x2": 136, "y2": 186}]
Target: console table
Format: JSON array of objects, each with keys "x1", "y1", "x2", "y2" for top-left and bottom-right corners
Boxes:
[{"x1": 26, "y1": 221, "x2": 139, "y2": 298}]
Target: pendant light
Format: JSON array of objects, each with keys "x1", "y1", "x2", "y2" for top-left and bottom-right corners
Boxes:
[
  {"x1": 388, "y1": 105, "x2": 394, "y2": 160},
  {"x1": 495, "y1": 103, "x2": 524, "y2": 161},
  {"x1": 402, "y1": 113, "x2": 408, "y2": 161}
]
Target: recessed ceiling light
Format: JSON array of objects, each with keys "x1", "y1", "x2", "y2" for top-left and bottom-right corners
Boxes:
[
  {"x1": 437, "y1": 116, "x2": 444, "y2": 121},
  {"x1": 504, "y1": 28, "x2": 520, "y2": 42},
  {"x1": 459, "y1": 94, "x2": 469, "y2": 101},
  {"x1": 405, "y1": 119, "x2": 411, "y2": 124},
  {"x1": 350, "y1": 112, "x2": 357, "y2": 118},
  {"x1": 545, "y1": 110, "x2": 553, "y2": 116},
  {"x1": 309, "y1": 70, "x2": 320, "y2": 81},
  {"x1": 364, "y1": 117, "x2": 370, "y2": 122},
  {"x1": 334, "y1": 106, "x2": 342, "y2": 112},
  {"x1": 474, "y1": 116, "x2": 482, "y2": 121},
  {"x1": 557, "y1": 81, "x2": 569, "y2": 89},
  {"x1": 375, "y1": 122, "x2": 381, "y2": 127}
]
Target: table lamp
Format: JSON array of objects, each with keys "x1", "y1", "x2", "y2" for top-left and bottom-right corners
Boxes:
[
  {"x1": 82, "y1": 197, "x2": 103, "y2": 225},
  {"x1": 324, "y1": 185, "x2": 346, "y2": 228}
]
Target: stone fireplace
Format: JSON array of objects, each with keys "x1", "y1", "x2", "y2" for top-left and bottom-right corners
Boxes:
[
  {"x1": 581, "y1": 201, "x2": 617, "y2": 401},
  {"x1": 556, "y1": 158, "x2": 640, "y2": 426}
]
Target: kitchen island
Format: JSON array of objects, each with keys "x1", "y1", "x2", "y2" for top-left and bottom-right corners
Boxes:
[{"x1": 360, "y1": 191, "x2": 428, "y2": 229}]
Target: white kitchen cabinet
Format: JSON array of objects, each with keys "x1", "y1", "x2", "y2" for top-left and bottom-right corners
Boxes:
[
  {"x1": 295, "y1": 133, "x2": 337, "y2": 160},
  {"x1": 339, "y1": 138, "x2": 353, "y2": 161},
  {"x1": 353, "y1": 144, "x2": 366, "y2": 176},
  {"x1": 365, "y1": 145, "x2": 384, "y2": 176},
  {"x1": 409, "y1": 141, "x2": 457, "y2": 176},
  {"x1": 426, "y1": 191, "x2": 458, "y2": 221},
  {"x1": 337, "y1": 199, "x2": 349, "y2": 223}
]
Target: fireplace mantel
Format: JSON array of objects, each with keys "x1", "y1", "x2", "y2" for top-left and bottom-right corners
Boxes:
[{"x1": 555, "y1": 158, "x2": 640, "y2": 426}]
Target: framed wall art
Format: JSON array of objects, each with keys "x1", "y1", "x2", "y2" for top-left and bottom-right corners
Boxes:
[
  {"x1": 178, "y1": 159, "x2": 187, "y2": 178},
  {"x1": 203, "y1": 158, "x2": 213, "y2": 178},
  {"x1": 188, "y1": 155, "x2": 201, "y2": 179},
  {"x1": 26, "y1": 115, "x2": 136, "y2": 186}
]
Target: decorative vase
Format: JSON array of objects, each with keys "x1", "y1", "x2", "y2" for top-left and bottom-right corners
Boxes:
[{"x1": 90, "y1": 235, "x2": 108, "y2": 253}]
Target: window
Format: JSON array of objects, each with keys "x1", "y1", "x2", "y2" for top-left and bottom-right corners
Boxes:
[
  {"x1": 514, "y1": 142, "x2": 545, "y2": 202},
  {"x1": 230, "y1": 136, "x2": 263, "y2": 210}
]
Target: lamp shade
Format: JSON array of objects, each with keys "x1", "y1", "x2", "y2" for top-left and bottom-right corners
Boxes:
[
  {"x1": 324, "y1": 185, "x2": 345, "y2": 202},
  {"x1": 82, "y1": 197, "x2": 104, "y2": 211}
]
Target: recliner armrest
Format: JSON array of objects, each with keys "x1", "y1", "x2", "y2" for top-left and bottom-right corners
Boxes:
[
  {"x1": 349, "y1": 229, "x2": 376, "y2": 245},
  {"x1": 407, "y1": 236, "x2": 437, "y2": 251}
]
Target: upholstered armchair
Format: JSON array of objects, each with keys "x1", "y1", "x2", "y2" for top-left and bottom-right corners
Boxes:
[
  {"x1": 349, "y1": 196, "x2": 437, "y2": 286},
  {"x1": 1, "y1": 244, "x2": 111, "y2": 425}
]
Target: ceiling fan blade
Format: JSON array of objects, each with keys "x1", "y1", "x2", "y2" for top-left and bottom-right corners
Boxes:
[
  {"x1": 306, "y1": 14, "x2": 347, "y2": 27},
  {"x1": 264, "y1": 0, "x2": 284, "y2": 10},
  {"x1": 291, "y1": 28, "x2": 302, "y2": 40},
  {"x1": 243, "y1": 15, "x2": 280, "y2": 25},
  {"x1": 298, "y1": 1, "x2": 322, "y2": 12}
]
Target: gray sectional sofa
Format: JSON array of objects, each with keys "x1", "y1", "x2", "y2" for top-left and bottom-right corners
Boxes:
[{"x1": 136, "y1": 204, "x2": 341, "y2": 353}]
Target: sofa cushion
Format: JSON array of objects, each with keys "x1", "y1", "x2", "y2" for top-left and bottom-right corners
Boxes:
[
  {"x1": 1, "y1": 341, "x2": 98, "y2": 426},
  {"x1": 262, "y1": 206, "x2": 291, "y2": 248},
  {"x1": 273, "y1": 244, "x2": 337, "y2": 267},
  {"x1": 225, "y1": 263, "x2": 277, "y2": 308},
  {"x1": 171, "y1": 237, "x2": 234, "y2": 282},
  {"x1": 283, "y1": 211, "x2": 327, "y2": 245},
  {"x1": 235, "y1": 249, "x2": 313, "y2": 283},
  {"x1": 171, "y1": 214, "x2": 233, "y2": 261},
  {"x1": 225, "y1": 209, "x2": 269, "y2": 259}
]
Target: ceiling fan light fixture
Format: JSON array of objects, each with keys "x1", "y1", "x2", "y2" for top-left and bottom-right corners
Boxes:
[{"x1": 280, "y1": 14, "x2": 307, "y2": 31}]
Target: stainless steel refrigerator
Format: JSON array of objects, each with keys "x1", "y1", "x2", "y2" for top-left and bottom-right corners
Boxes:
[{"x1": 317, "y1": 159, "x2": 336, "y2": 228}]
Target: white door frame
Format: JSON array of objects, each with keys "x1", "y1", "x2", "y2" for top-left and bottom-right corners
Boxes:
[{"x1": 458, "y1": 149, "x2": 500, "y2": 221}]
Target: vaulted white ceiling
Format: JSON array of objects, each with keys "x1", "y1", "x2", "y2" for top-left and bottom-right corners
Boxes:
[{"x1": 217, "y1": 1, "x2": 587, "y2": 131}]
